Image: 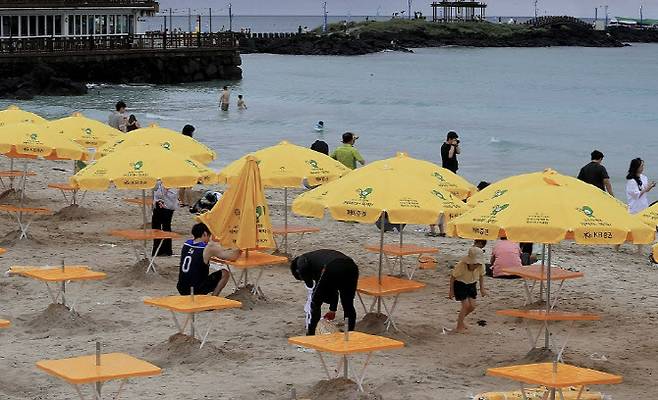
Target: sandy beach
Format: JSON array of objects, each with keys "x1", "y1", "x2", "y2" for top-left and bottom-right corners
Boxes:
[{"x1": 0, "y1": 159, "x2": 656, "y2": 400}]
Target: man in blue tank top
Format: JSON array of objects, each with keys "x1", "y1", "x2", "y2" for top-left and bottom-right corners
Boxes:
[{"x1": 177, "y1": 223, "x2": 241, "y2": 296}]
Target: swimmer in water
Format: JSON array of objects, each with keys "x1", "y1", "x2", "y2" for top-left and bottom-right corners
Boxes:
[{"x1": 315, "y1": 121, "x2": 324, "y2": 131}]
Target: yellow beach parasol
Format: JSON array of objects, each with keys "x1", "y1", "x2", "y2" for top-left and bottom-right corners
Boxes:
[
  {"x1": 0, "y1": 105, "x2": 46, "y2": 127},
  {"x1": 71, "y1": 145, "x2": 216, "y2": 227},
  {"x1": 0, "y1": 122, "x2": 89, "y2": 206},
  {"x1": 98, "y1": 124, "x2": 216, "y2": 164},
  {"x1": 46, "y1": 112, "x2": 121, "y2": 148},
  {"x1": 198, "y1": 155, "x2": 275, "y2": 250},
  {"x1": 447, "y1": 170, "x2": 654, "y2": 348},
  {"x1": 293, "y1": 155, "x2": 468, "y2": 287},
  {"x1": 637, "y1": 202, "x2": 658, "y2": 229},
  {"x1": 218, "y1": 140, "x2": 350, "y2": 253}
]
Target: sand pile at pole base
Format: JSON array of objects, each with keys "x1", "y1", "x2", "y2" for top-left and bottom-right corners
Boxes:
[
  {"x1": 145, "y1": 333, "x2": 247, "y2": 368},
  {"x1": 303, "y1": 378, "x2": 383, "y2": 400},
  {"x1": 53, "y1": 205, "x2": 91, "y2": 221},
  {"x1": 107, "y1": 259, "x2": 170, "y2": 287},
  {"x1": 355, "y1": 313, "x2": 389, "y2": 335},
  {"x1": 227, "y1": 285, "x2": 264, "y2": 310},
  {"x1": 24, "y1": 303, "x2": 97, "y2": 334}
]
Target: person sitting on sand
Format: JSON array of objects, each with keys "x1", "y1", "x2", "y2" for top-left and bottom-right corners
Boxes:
[
  {"x1": 487, "y1": 237, "x2": 522, "y2": 278},
  {"x1": 449, "y1": 246, "x2": 487, "y2": 333},
  {"x1": 290, "y1": 249, "x2": 359, "y2": 336},
  {"x1": 177, "y1": 223, "x2": 240, "y2": 296}
]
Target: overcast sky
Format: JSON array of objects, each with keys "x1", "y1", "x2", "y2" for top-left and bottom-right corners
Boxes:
[{"x1": 159, "y1": 1, "x2": 654, "y2": 18}]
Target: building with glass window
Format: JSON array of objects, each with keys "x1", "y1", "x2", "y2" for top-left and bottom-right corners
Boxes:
[{"x1": 0, "y1": 0, "x2": 158, "y2": 39}]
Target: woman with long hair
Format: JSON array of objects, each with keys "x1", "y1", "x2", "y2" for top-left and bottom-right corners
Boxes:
[
  {"x1": 625, "y1": 158, "x2": 655, "y2": 214},
  {"x1": 625, "y1": 158, "x2": 656, "y2": 254}
]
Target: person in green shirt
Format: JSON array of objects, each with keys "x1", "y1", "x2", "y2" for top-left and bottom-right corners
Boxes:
[{"x1": 330, "y1": 132, "x2": 365, "y2": 170}]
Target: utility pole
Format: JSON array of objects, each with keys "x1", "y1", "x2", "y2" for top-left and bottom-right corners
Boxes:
[
  {"x1": 534, "y1": 0, "x2": 538, "y2": 19},
  {"x1": 604, "y1": 5, "x2": 608, "y2": 28},
  {"x1": 169, "y1": 8, "x2": 172, "y2": 33},
  {"x1": 228, "y1": 3, "x2": 233, "y2": 32},
  {"x1": 408, "y1": 0, "x2": 412, "y2": 20},
  {"x1": 209, "y1": 8, "x2": 213, "y2": 33},
  {"x1": 188, "y1": 8, "x2": 191, "y2": 32},
  {"x1": 322, "y1": 2, "x2": 328, "y2": 33},
  {"x1": 594, "y1": 7, "x2": 598, "y2": 22},
  {"x1": 640, "y1": 4, "x2": 644, "y2": 26}
]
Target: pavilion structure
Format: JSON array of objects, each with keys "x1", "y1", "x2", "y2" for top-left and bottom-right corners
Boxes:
[{"x1": 431, "y1": 1, "x2": 487, "y2": 23}]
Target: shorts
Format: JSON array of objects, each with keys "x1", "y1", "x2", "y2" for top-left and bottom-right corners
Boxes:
[
  {"x1": 177, "y1": 270, "x2": 224, "y2": 295},
  {"x1": 453, "y1": 280, "x2": 477, "y2": 301},
  {"x1": 220, "y1": 103, "x2": 229, "y2": 111}
]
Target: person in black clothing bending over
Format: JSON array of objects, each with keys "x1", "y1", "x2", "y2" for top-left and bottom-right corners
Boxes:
[
  {"x1": 177, "y1": 223, "x2": 241, "y2": 296},
  {"x1": 290, "y1": 249, "x2": 359, "y2": 335},
  {"x1": 577, "y1": 150, "x2": 614, "y2": 196},
  {"x1": 441, "y1": 131, "x2": 460, "y2": 174}
]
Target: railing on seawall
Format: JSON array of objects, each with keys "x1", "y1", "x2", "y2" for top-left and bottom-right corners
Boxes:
[{"x1": 0, "y1": 32, "x2": 237, "y2": 54}]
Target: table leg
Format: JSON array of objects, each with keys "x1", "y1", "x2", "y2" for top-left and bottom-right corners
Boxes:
[
  {"x1": 357, "y1": 293, "x2": 368, "y2": 314},
  {"x1": 556, "y1": 321, "x2": 575, "y2": 363},
  {"x1": 355, "y1": 353, "x2": 373, "y2": 392},
  {"x1": 59, "y1": 189, "x2": 69, "y2": 204},
  {"x1": 522, "y1": 279, "x2": 534, "y2": 306},
  {"x1": 518, "y1": 383, "x2": 529, "y2": 400},
  {"x1": 251, "y1": 268, "x2": 265, "y2": 296},
  {"x1": 575, "y1": 386, "x2": 585, "y2": 400},
  {"x1": 147, "y1": 240, "x2": 165, "y2": 273},
  {"x1": 227, "y1": 266, "x2": 240, "y2": 289},
  {"x1": 169, "y1": 311, "x2": 183, "y2": 332},
  {"x1": 95, "y1": 381, "x2": 103, "y2": 400},
  {"x1": 558, "y1": 388, "x2": 566, "y2": 400},
  {"x1": 180, "y1": 314, "x2": 192, "y2": 333},
  {"x1": 521, "y1": 318, "x2": 536, "y2": 350},
  {"x1": 381, "y1": 296, "x2": 400, "y2": 331},
  {"x1": 368, "y1": 296, "x2": 377, "y2": 313},
  {"x1": 45, "y1": 282, "x2": 61, "y2": 304},
  {"x1": 112, "y1": 379, "x2": 127, "y2": 400},
  {"x1": 190, "y1": 312, "x2": 196, "y2": 339},
  {"x1": 72, "y1": 384, "x2": 87, "y2": 400},
  {"x1": 199, "y1": 311, "x2": 220, "y2": 349},
  {"x1": 343, "y1": 355, "x2": 348, "y2": 379},
  {"x1": 316, "y1": 352, "x2": 332, "y2": 380},
  {"x1": 550, "y1": 280, "x2": 567, "y2": 310},
  {"x1": 68, "y1": 281, "x2": 87, "y2": 313}
]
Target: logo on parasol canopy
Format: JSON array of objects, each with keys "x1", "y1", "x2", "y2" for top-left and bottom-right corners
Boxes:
[
  {"x1": 578, "y1": 205, "x2": 595, "y2": 218},
  {"x1": 491, "y1": 203, "x2": 509, "y2": 217},
  {"x1": 132, "y1": 160, "x2": 144, "y2": 171},
  {"x1": 356, "y1": 187, "x2": 373, "y2": 200},
  {"x1": 432, "y1": 172, "x2": 445, "y2": 182},
  {"x1": 432, "y1": 189, "x2": 447, "y2": 200}
]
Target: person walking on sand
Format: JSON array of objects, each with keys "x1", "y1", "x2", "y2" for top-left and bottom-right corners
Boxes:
[
  {"x1": 449, "y1": 246, "x2": 487, "y2": 333},
  {"x1": 219, "y1": 85, "x2": 230, "y2": 111},
  {"x1": 152, "y1": 180, "x2": 178, "y2": 257},
  {"x1": 290, "y1": 249, "x2": 359, "y2": 336},
  {"x1": 578, "y1": 150, "x2": 614, "y2": 196},
  {"x1": 177, "y1": 223, "x2": 241, "y2": 296},
  {"x1": 330, "y1": 132, "x2": 365, "y2": 170}
]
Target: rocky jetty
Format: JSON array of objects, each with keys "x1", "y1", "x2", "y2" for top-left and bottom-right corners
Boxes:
[{"x1": 241, "y1": 19, "x2": 635, "y2": 56}]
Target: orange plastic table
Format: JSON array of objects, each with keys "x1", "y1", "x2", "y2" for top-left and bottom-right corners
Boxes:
[
  {"x1": 497, "y1": 309, "x2": 600, "y2": 361},
  {"x1": 501, "y1": 265, "x2": 584, "y2": 309},
  {"x1": 289, "y1": 331, "x2": 404, "y2": 392},
  {"x1": 14, "y1": 266, "x2": 106, "y2": 311},
  {"x1": 211, "y1": 251, "x2": 289, "y2": 297},
  {"x1": 109, "y1": 229, "x2": 181, "y2": 273},
  {"x1": 122, "y1": 197, "x2": 153, "y2": 207},
  {"x1": 272, "y1": 224, "x2": 320, "y2": 256},
  {"x1": 0, "y1": 204, "x2": 52, "y2": 240},
  {"x1": 487, "y1": 362, "x2": 622, "y2": 400},
  {"x1": 0, "y1": 319, "x2": 9, "y2": 328},
  {"x1": 48, "y1": 183, "x2": 86, "y2": 206},
  {"x1": 356, "y1": 275, "x2": 426, "y2": 331},
  {"x1": 37, "y1": 352, "x2": 161, "y2": 400},
  {"x1": 0, "y1": 169, "x2": 36, "y2": 191},
  {"x1": 145, "y1": 295, "x2": 242, "y2": 349},
  {"x1": 365, "y1": 244, "x2": 439, "y2": 279}
]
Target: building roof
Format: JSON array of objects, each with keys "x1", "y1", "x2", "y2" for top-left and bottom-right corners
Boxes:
[{"x1": 0, "y1": 0, "x2": 159, "y2": 10}]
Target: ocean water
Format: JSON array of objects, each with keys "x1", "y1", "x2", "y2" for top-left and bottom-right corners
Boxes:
[{"x1": 3, "y1": 44, "x2": 658, "y2": 203}]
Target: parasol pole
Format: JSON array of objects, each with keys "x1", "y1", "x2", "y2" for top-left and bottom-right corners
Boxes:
[
  {"x1": 284, "y1": 187, "x2": 289, "y2": 254},
  {"x1": 544, "y1": 244, "x2": 552, "y2": 349},
  {"x1": 540, "y1": 244, "x2": 545, "y2": 302},
  {"x1": 398, "y1": 220, "x2": 404, "y2": 276},
  {"x1": 142, "y1": 189, "x2": 148, "y2": 257},
  {"x1": 343, "y1": 317, "x2": 349, "y2": 378},
  {"x1": 95, "y1": 341, "x2": 102, "y2": 397},
  {"x1": 377, "y1": 211, "x2": 385, "y2": 313}
]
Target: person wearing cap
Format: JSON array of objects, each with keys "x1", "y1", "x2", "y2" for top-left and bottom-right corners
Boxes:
[
  {"x1": 290, "y1": 249, "x2": 359, "y2": 336},
  {"x1": 449, "y1": 246, "x2": 487, "y2": 333},
  {"x1": 330, "y1": 132, "x2": 365, "y2": 170},
  {"x1": 577, "y1": 150, "x2": 614, "y2": 196}
]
